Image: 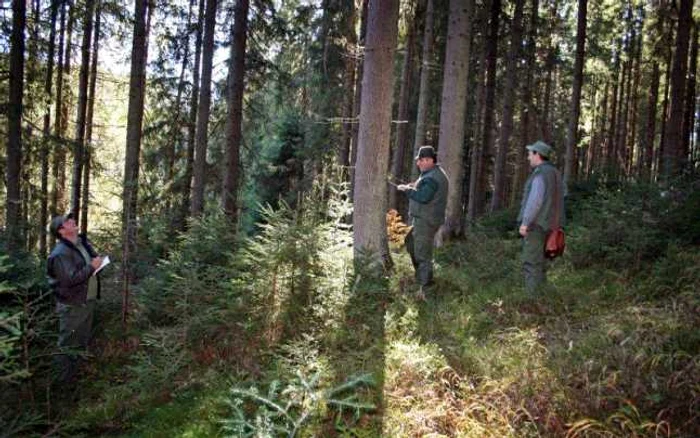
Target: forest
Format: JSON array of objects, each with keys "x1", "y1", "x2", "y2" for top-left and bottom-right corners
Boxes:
[{"x1": 1, "y1": 0, "x2": 700, "y2": 436}]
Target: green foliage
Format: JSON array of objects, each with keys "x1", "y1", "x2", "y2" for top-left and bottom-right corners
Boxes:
[
  {"x1": 136, "y1": 210, "x2": 242, "y2": 329},
  {"x1": 567, "y1": 182, "x2": 670, "y2": 270},
  {"x1": 221, "y1": 371, "x2": 375, "y2": 437}
]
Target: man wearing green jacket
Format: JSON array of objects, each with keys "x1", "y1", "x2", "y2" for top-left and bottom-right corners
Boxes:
[
  {"x1": 517, "y1": 141, "x2": 565, "y2": 294},
  {"x1": 398, "y1": 146, "x2": 449, "y2": 299}
]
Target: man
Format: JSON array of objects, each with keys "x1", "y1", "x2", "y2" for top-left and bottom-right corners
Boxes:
[
  {"x1": 517, "y1": 140, "x2": 565, "y2": 294},
  {"x1": 398, "y1": 146, "x2": 449, "y2": 299},
  {"x1": 47, "y1": 212, "x2": 103, "y2": 383}
]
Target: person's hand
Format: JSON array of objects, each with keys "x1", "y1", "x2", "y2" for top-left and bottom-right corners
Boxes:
[
  {"x1": 397, "y1": 184, "x2": 409, "y2": 191},
  {"x1": 90, "y1": 256, "x2": 104, "y2": 270},
  {"x1": 519, "y1": 225, "x2": 528, "y2": 237}
]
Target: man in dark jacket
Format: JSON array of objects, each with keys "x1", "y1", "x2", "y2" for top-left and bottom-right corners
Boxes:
[
  {"x1": 47, "y1": 212, "x2": 103, "y2": 383},
  {"x1": 517, "y1": 141, "x2": 565, "y2": 294},
  {"x1": 398, "y1": 146, "x2": 449, "y2": 299}
]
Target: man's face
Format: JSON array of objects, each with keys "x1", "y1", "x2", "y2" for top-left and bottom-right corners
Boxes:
[
  {"x1": 58, "y1": 218, "x2": 78, "y2": 240},
  {"x1": 527, "y1": 150, "x2": 542, "y2": 168},
  {"x1": 416, "y1": 157, "x2": 435, "y2": 173}
]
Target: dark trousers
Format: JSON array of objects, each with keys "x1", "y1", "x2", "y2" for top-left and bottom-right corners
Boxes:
[
  {"x1": 54, "y1": 300, "x2": 95, "y2": 383},
  {"x1": 522, "y1": 226, "x2": 548, "y2": 294},
  {"x1": 406, "y1": 219, "x2": 440, "y2": 286}
]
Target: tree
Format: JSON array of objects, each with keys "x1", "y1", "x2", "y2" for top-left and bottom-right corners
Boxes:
[
  {"x1": 222, "y1": 0, "x2": 249, "y2": 223},
  {"x1": 122, "y1": 0, "x2": 151, "y2": 323},
  {"x1": 176, "y1": 0, "x2": 205, "y2": 230},
  {"x1": 6, "y1": 0, "x2": 27, "y2": 254},
  {"x1": 81, "y1": 0, "x2": 102, "y2": 235},
  {"x1": 491, "y1": 0, "x2": 525, "y2": 211},
  {"x1": 564, "y1": 0, "x2": 587, "y2": 186},
  {"x1": 190, "y1": 0, "x2": 218, "y2": 217},
  {"x1": 388, "y1": 4, "x2": 417, "y2": 212},
  {"x1": 39, "y1": 0, "x2": 61, "y2": 258},
  {"x1": 413, "y1": 0, "x2": 435, "y2": 160},
  {"x1": 437, "y1": 0, "x2": 473, "y2": 236},
  {"x1": 352, "y1": 0, "x2": 399, "y2": 269},
  {"x1": 662, "y1": 0, "x2": 693, "y2": 180}
]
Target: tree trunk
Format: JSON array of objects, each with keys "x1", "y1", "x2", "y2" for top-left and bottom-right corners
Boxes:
[
  {"x1": 512, "y1": 0, "x2": 539, "y2": 205},
  {"x1": 492, "y1": 0, "x2": 524, "y2": 211},
  {"x1": 657, "y1": 42, "x2": 673, "y2": 180},
  {"x1": 122, "y1": 0, "x2": 150, "y2": 324},
  {"x1": 466, "y1": 11, "x2": 490, "y2": 228},
  {"x1": 437, "y1": 0, "x2": 473, "y2": 236},
  {"x1": 476, "y1": 0, "x2": 500, "y2": 219},
  {"x1": 6, "y1": 0, "x2": 26, "y2": 255},
  {"x1": 338, "y1": 1, "x2": 356, "y2": 169},
  {"x1": 352, "y1": 0, "x2": 399, "y2": 269},
  {"x1": 663, "y1": 0, "x2": 693, "y2": 181},
  {"x1": 51, "y1": 0, "x2": 69, "y2": 224},
  {"x1": 81, "y1": 1, "x2": 101, "y2": 235},
  {"x1": 222, "y1": 0, "x2": 249, "y2": 224},
  {"x1": 627, "y1": 12, "x2": 643, "y2": 177},
  {"x1": 177, "y1": 0, "x2": 205, "y2": 230},
  {"x1": 682, "y1": 21, "x2": 698, "y2": 163},
  {"x1": 190, "y1": 0, "x2": 218, "y2": 217},
  {"x1": 606, "y1": 41, "x2": 621, "y2": 177},
  {"x1": 71, "y1": 0, "x2": 95, "y2": 223},
  {"x1": 40, "y1": 0, "x2": 60, "y2": 258},
  {"x1": 413, "y1": 0, "x2": 435, "y2": 160},
  {"x1": 389, "y1": 9, "x2": 417, "y2": 211},
  {"x1": 165, "y1": 0, "x2": 193, "y2": 219},
  {"x1": 350, "y1": 0, "x2": 369, "y2": 198},
  {"x1": 564, "y1": 0, "x2": 587, "y2": 186},
  {"x1": 643, "y1": 62, "x2": 660, "y2": 180}
]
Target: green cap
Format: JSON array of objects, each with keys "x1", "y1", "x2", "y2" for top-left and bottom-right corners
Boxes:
[{"x1": 526, "y1": 140, "x2": 553, "y2": 158}]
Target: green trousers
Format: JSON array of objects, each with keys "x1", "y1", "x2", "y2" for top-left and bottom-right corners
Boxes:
[
  {"x1": 406, "y1": 219, "x2": 440, "y2": 286},
  {"x1": 54, "y1": 300, "x2": 95, "y2": 383},
  {"x1": 522, "y1": 226, "x2": 548, "y2": 294}
]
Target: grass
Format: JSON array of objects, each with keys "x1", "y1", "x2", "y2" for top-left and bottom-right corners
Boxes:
[{"x1": 18, "y1": 223, "x2": 700, "y2": 437}]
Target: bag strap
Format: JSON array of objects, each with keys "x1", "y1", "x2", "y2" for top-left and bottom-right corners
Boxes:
[{"x1": 550, "y1": 169, "x2": 561, "y2": 230}]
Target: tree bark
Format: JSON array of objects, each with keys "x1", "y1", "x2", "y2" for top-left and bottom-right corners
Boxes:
[
  {"x1": 564, "y1": 0, "x2": 587, "y2": 186},
  {"x1": 352, "y1": 0, "x2": 399, "y2": 269},
  {"x1": 6, "y1": 0, "x2": 26, "y2": 255},
  {"x1": 643, "y1": 62, "x2": 660, "y2": 180},
  {"x1": 40, "y1": 0, "x2": 60, "y2": 258},
  {"x1": 122, "y1": 0, "x2": 150, "y2": 324},
  {"x1": 71, "y1": 0, "x2": 95, "y2": 223},
  {"x1": 389, "y1": 7, "x2": 417, "y2": 211},
  {"x1": 81, "y1": 1, "x2": 101, "y2": 235},
  {"x1": 190, "y1": 0, "x2": 218, "y2": 217},
  {"x1": 512, "y1": 0, "x2": 539, "y2": 205},
  {"x1": 492, "y1": 0, "x2": 525, "y2": 211},
  {"x1": 338, "y1": 1, "x2": 356, "y2": 169},
  {"x1": 682, "y1": 21, "x2": 698, "y2": 163},
  {"x1": 51, "y1": 0, "x2": 70, "y2": 224},
  {"x1": 177, "y1": 0, "x2": 205, "y2": 230},
  {"x1": 437, "y1": 0, "x2": 473, "y2": 236},
  {"x1": 222, "y1": 0, "x2": 249, "y2": 224},
  {"x1": 476, "y1": 0, "x2": 500, "y2": 219},
  {"x1": 413, "y1": 0, "x2": 435, "y2": 161},
  {"x1": 663, "y1": 0, "x2": 693, "y2": 181},
  {"x1": 350, "y1": 0, "x2": 369, "y2": 198}
]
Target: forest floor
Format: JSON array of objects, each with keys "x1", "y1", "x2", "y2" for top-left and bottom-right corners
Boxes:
[{"x1": 48, "y1": 220, "x2": 700, "y2": 438}]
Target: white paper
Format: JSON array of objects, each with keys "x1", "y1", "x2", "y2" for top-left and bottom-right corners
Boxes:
[{"x1": 94, "y1": 255, "x2": 110, "y2": 276}]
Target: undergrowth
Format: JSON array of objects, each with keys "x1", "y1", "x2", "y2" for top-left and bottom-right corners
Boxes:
[{"x1": 6, "y1": 179, "x2": 699, "y2": 437}]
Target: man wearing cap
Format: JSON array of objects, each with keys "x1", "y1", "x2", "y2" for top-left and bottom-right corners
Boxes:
[
  {"x1": 397, "y1": 146, "x2": 449, "y2": 299},
  {"x1": 47, "y1": 213, "x2": 104, "y2": 383},
  {"x1": 517, "y1": 140, "x2": 565, "y2": 294}
]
